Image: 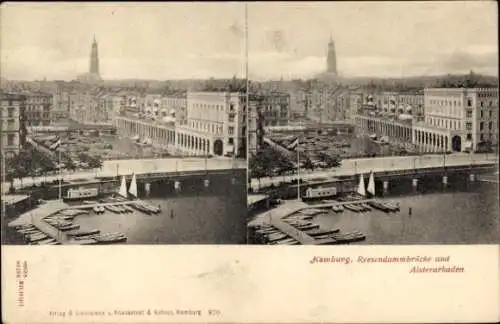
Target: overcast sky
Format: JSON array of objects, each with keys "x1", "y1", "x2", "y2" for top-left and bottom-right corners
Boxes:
[{"x1": 1, "y1": 2, "x2": 498, "y2": 81}]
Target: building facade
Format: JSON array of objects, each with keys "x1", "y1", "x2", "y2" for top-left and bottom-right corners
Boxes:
[
  {"x1": 253, "y1": 91, "x2": 290, "y2": 127},
  {"x1": 180, "y1": 91, "x2": 246, "y2": 157},
  {"x1": 160, "y1": 94, "x2": 187, "y2": 124},
  {"x1": 424, "y1": 88, "x2": 498, "y2": 152},
  {"x1": 115, "y1": 91, "x2": 247, "y2": 158},
  {"x1": 0, "y1": 93, "x2": 26, "y2": 156},
  {"x1": 25, "y1": 92, "x2": 53, "y2": 126},
  {"x1": 354, "y1": 87, "x2": 498, "y2": 153}
]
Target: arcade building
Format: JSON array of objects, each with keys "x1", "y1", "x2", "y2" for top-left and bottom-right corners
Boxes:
[{"x1": 355, "y1": 87, "x2": 498, "y2": 153}]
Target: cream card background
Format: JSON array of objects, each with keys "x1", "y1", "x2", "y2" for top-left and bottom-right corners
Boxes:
[{"x1": 2, "y1": 245, "x2": 499, "y2": 323}]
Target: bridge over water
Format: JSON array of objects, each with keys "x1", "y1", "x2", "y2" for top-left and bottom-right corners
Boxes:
[
  {"x1": 2, "y1": 157, "x2": 246, "y2": 193},
  {"x1": 250, "y1": 153, "x2": 497, "y2": 192}
]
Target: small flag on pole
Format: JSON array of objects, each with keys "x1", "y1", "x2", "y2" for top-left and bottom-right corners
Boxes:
[
  {"x1": 287, "y1": 138, "x2": 299, "y2": 151},
  {"x1": 50, "y1": 138, "x2": 62, "y2": 150}
]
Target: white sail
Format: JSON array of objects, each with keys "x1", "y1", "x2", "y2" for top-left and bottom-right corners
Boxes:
[
  {"x1": 118, "y1": 176, "x2": 128, "y2": 198},
  {"x1": 357, "y1": 174, "x2": 366, "y2": 197},
  {"x1": 128, "y1": 173, "x2": 138, "y2": 198},
  {"x1": 367, "y1": 172, "x2": 376, "y2": 196}
]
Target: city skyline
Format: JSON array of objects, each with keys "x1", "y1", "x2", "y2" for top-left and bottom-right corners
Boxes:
[{"x1": 1, "y1": 2, "x2": 498, "y2": 81}]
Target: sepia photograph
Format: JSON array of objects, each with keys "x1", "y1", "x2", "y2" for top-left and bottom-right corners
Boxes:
[
  {"x1": 246, "y1": 1, "x2": 499, "y2": 246},
  {"x1": 1, "y1": 3, "x2": 248, "y2": 245},
  {"x1": 1, "y1": 2, "x2": 499, "y2": 324}
]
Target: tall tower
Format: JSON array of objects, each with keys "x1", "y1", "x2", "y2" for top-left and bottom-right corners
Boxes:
[
  {"x1": 326, "y1": 37, "x2": 337, "y2": 75},
  {"x1": 89, "y1": 34, "x2": 100, "y2": 76}
]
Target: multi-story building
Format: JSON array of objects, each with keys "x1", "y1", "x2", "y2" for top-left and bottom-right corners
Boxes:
[
  {"x1": 253, "y1": 91, "x2": 290, "y2": 127},
  {"x1": 115, "y1": 91, "x2": 247, "y2": 158},
  {"x1": 347, "y1": 91, "x2": 363, "y2": 122},
  {"x1": 354, "y1": 87, "x2": 498, "y2": 154},
  {"x1": 105, "y1": 94, "x2": 126, "y2": 123},
  {"x1": 68, "y1": 91, "x2": 93, "y2": 124},
  {"x1": 24, "y1": 92, "x2": 53, "y2": 126},
  {"x1": 161, "y1": 93, "x2": 187, "y2": 124},
  {"x1": 424, "y1": 87, "x2": 498, "y2": 152},
  {"x1": 378, "y1": 91, "x2": 398, "y2": 114},
  {"x1": 397, "y1": 91, "x2": 424, "y2": 120},
  {"x1": 288, "y1": 89, "x2": 307, "y2": 119},
  {"x1": 0, "y1": 93, "x2": 26, "y2": 156},
  {"x1": 179, "y1": 91, "x2": 246, "y2": 157}
]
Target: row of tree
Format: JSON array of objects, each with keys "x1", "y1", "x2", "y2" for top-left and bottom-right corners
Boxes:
[
  {"x1": 5, "y1": 147, "x2": 56, "y2": 189},
  {"x1": 249, "y1": 146, "x2": 342, "y2": 183},
  {"x1": 4, "y1": 146, "x2": 104, "y2": 191}
]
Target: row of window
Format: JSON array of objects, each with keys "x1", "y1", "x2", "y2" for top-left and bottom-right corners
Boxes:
[
  {"x1": 479, "y1": 101, "x2": 496, "y2": 107},
  {"x1": 427, "y1": 117, "x2": 461, "y2": 131},
  {"x1": 188, "y1": 120, "x2": 223, "y2": 135},
  {"x1": 1, "y1": 101, "x2": 22, "y2": 106},
  {"x1": 468, "y1": 132, "x2": 495, "y2": 142},
  {"x1": 429, "y1": 99, "x2": 464, "y2": 107},
  {"x1": 479, "y1": 110, "x2": 495, "y2": 119},
  {"x1": 479, "y1": 121, "x2": 494, "y2": 131},
  {"x1": 477, "y1": 92, "x2": 497, "y2": 98},
  {"x1": 191, "y1": 102, "x2": 236, "y2": 112}
]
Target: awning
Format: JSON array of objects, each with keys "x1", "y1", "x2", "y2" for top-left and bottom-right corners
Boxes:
[{"x1": 464, "y1": 141, "x2": 473, "y2": 149}]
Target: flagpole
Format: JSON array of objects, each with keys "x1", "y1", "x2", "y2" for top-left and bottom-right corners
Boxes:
[
  {"x1": 297, "y1": 139, "x2": 300, "y2": 200},
  {"x1": 58, "y1": 145, "x2": 62, "y2": 201}
]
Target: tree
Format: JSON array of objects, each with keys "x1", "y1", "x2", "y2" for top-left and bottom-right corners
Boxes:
[
  {"x1": 302, "y1": 157, "x2": 315, "y2": 172},
  {"x1": 317, "y1": 152, "x2": 342, "y2": 168},
  {"x1": 66, "y1": 159, "x2": 77, "y2": 173},
  {"x1": 88, "y1": 156, "x2": 103, "y2": 170}
]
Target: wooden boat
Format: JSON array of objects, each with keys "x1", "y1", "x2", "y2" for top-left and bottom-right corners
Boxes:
[
  {"x1": 104, "y1": 205, "x2": 121, "y2": 214},
  {"x1": 295, "y1": 224, "x2": 320, "y2": 231},
  {"x1": 358, "y1": 203, "x2": 371, "y2": 211},
  {"x1": 331, "y1": 231, "x2": 366, "y2": 243},
  {"x1": 67, "y1": 229, "x2": 100, "y2": 237},
  {"x1": 367, "y1": 201, "x2": 391, "y2": 213},
  {"x1": 122, "y1": 205, "x2": 134, "y2": 213},
  {"x1": 274, "y1": 238, "x2": 299, "y2": 245},
  {"x1": 344, "y1": 204, "x2": 362, "y2": 212},
  {"x1": 37, "y1": 238, "x2": 57, "y2": 245},
  {"x1": 384, "y1": 202, "x2": 400, "y2": 211},
  {"x1": 135, "y1": 201, "x2": 161, "y2": 214},
  {"x1": 305, "y1": 228, "x2": 340, "y2": 236},
  {"x1": 130, "y1": 202, "x2": 152, "y2": 215},
  {"x1": 266, "y1": 233, "x2": 288, "y2": 243},
  {"x1": 18, "y1": 229, "x2": 40, "y2": 234},
  {"x1": 28, "y1": 233, "x2": 49, "y2": 243},
  {"x1": 114, "y1": 205, "x2": 126, "y2": 213},
  {"x1": 332, "y1": 205, "x2": 344, "y2": 212},
  {"x1": 92, "y1": 233, "x2": 127, "y2": 244},
  {"x1": 93, "y1": 206, "x2": 101, "y2": 213},
  {"x1": 58, "y1": 224, "x2": 80, "y2": 231}
]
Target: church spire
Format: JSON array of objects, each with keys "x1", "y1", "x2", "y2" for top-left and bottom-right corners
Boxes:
[
  {"x1": 326, "y1": 36, "x2": 337, "y2": 76},
  {"x1": 89, "y1": 34, "x2": 100, "y2": 77}
]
